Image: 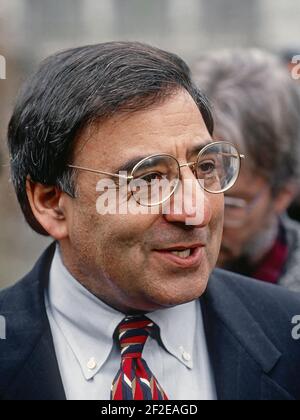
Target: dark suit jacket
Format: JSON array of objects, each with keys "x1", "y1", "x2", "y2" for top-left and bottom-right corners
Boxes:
[{"x1": 1, "y1": 243, "x2": 300, "y2": 400}]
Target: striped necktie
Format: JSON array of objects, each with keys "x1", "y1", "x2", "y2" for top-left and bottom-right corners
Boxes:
[{"x1": 111, "y1": 315, "x2": 168, "y2": 400}]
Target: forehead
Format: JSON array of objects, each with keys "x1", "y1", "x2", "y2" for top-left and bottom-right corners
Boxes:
[{"x1": 74, "y1": 90, "x2": 212, "y2": 166}]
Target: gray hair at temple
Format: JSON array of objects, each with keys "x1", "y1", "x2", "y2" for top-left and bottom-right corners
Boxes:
[{"x1": 192, "y1": 49, "x2": 300, "y2": 195}]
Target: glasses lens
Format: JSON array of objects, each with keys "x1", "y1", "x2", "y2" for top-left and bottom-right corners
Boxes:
[
  {"x1": 196, "y1": 143, "x2": 240, "y2": 193},
  {"x1": 130, "y1": 155, "x2": 180, "y2": 206}
]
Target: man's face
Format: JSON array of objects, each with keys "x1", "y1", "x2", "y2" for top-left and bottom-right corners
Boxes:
[
  {"x1": 218, "y1": 168, "x2": 274, "y2": 268},
  {"x1": 60, "y1": 91, "x2": 224, "y2": 313}
]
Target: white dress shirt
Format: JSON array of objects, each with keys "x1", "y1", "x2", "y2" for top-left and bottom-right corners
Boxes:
[{"x1": 45, "y1": 245, "x2": 216, "y2": 400}]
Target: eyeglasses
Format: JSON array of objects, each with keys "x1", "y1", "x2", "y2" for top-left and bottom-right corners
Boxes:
[
  {"x1": 68, "y1": 141, "x2": 245, "y2": 207},
  {"x1": 224, "y1": 188, "x2": 267, "y2": 228}
]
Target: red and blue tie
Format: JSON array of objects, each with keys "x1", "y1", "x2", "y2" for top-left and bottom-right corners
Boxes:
[{"x1": 111, "y1": 315, "x2": 168, "y2": 400}]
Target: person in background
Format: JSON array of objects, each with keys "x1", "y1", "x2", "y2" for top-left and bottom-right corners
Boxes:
[
  {"x1": 280, "y1": 49, "x2": 300, "y2": 223},
  {"x1": 193, "y1": 49, "x2": 300, "y2": 292}
]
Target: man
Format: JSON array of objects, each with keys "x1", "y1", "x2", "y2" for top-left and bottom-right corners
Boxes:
[
  {"x1": 0, "y1": 42, "x2": 300, "y2": 400},
  {"x1": 193, "y1": 49, "x2": 300, "y2": 291}
]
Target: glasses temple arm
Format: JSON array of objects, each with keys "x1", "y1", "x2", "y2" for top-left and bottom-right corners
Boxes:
[{"x1": 67, "y1": 164, "x2": 133, "y2": 180}]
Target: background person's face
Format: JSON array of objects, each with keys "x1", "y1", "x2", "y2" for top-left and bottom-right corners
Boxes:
[
  {"x1": 60, "y1": 91, "x2": 224, "y2": 313},
  {"x1": 218, "y1": 168, "x2": 275, "y2": 268}
]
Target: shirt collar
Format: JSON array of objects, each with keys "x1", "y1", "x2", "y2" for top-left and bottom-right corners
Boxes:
[
  {"x1": 47, "y1": 245, "x2": 198, "y2": 380},
  {"x1": 147, "y1": 303, "x2": 196, "y2": 370}
]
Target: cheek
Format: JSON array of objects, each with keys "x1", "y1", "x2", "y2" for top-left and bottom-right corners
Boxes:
[
  {"x1": 67, "y1": 203, "x2": 154, "y2": 290},
  {"x1": 85, "y1": 210, "x2": 158, "y2": 266},
  {"x1": 210, "y1": 196, "x2": 224, "y2": 237},
  {"x1": 247, "y1": 201, "x2": 274, "y2": 233},
  {"x1": 207, "y1": 196, "x2": 224, "y2": 261}
]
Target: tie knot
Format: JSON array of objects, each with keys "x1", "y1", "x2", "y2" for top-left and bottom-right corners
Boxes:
[{"x1": 117, "y1": 316, "x2": 155, "y2": 359}]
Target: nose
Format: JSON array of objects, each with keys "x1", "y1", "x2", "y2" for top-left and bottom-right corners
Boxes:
[{"x1": 163, "y1": 166, "x2": 213, "y2": 228}]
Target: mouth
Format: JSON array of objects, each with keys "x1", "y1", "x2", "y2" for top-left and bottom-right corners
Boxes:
[{"x1": 153, "y1": 244, "x2": 205, "y2": 269}]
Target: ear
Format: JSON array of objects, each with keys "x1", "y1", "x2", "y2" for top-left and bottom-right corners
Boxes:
[
  {"x1": 26, "y1": 177, "x2": 69, "y2": 240},
  {"x1": 273, "y1": 183, "x2": 299, "y2": 215}
]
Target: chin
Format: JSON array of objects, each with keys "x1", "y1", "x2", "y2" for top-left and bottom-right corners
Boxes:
[
  {"x1": 159, "y1": 293, "x2": 204, "y2": 309},
  {"x1": 153, "y1": 281, "x2": 208, "y2": 309}
]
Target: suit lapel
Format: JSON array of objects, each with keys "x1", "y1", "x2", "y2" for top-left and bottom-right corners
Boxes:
[
  {"x1": 1, "y1": 242, "x2": 66, "y2": 400},
  {"x1": 3, "y1": 328, "x2": 66, "y2": 400},
  {"x1": 201, "y1": 270, "x2": 294, "y2": 400}
]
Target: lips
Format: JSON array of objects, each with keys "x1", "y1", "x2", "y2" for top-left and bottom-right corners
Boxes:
[{"x1": 153, "y1": 244, "x2": 205, "y2": 268}]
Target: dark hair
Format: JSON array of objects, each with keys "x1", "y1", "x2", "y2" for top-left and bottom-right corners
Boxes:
[{"x1": 8, "y1": 41, "x2": 213, "y2": 236}]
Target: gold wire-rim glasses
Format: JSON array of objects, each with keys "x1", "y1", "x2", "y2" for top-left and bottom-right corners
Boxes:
[{"x1": 68, "y1": 141, "x2": 245, "y2": 205}]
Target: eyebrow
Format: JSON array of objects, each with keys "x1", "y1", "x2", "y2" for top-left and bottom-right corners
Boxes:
[
  {"x1": 189, "y1": 140, "x2": 213, "y2": 156},
  {"x1": 115, "y1": 156, "x2": 151, "y2": 174},
  {"x1": 114, "y1": 140, "x2": 213, "y2": 174}
]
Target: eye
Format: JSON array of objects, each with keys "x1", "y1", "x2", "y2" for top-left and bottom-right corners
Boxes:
[
  {"x1": 138, "y1": 172, "x2": 165, "y2": 184},
  {"x1": 197, "y1": 160, "x2": 216, "y2": 174}
]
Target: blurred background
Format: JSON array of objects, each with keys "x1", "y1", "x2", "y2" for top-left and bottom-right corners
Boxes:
[{"x1": 0, "y1": 0, "x2": 299, "y2": 288}]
